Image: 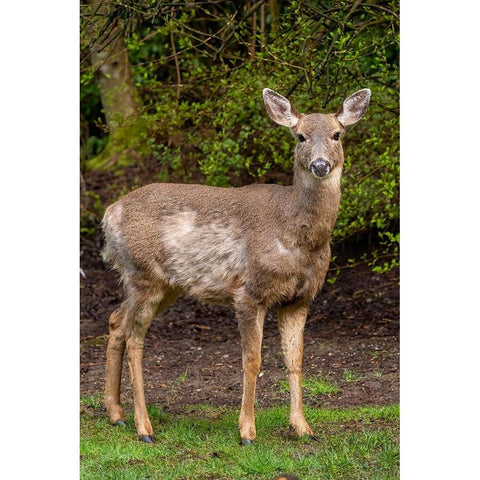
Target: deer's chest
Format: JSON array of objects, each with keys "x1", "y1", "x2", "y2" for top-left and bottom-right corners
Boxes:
[{"x1": 248, "y1": 236, "x2": 331, "y2": 306}]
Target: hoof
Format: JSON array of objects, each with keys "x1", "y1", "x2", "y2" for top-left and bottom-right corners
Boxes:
[
  {"x1": 241, "y1": 438, "x2": 254, "y2": 446},
  {"x1": 289, "y1": 424, "x2": 316, "y2": 440},
  {"x1": 113, "y1": 420, "x2": 127, "y2": 427},
  {"x1": 138, "y1": 435, "x2": 155, "y2": 443}
]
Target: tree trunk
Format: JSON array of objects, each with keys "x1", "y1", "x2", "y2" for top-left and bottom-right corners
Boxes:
[
  {"x1": 82, "y1": 0, "x2": 141, "y2": 169},
  {"x1": 269, "y1": 0, "x2": 278, "y2": 35}
]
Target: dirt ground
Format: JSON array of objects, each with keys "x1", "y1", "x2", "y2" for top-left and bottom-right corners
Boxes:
[{"x1": 80, "y1": 232, "x2": 399, "y2": 414}]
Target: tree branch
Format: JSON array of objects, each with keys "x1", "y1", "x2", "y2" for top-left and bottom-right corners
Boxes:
[
  {"x1": 170, "y1": 7, "x2": 182, "y2": 100},
  {"x1": 214, "y1": 0, "x2": 269, "y2": 61}
]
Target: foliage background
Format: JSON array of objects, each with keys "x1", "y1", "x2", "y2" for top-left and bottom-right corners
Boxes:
[{"x1": 80, "y1": 0, "x2": 399, "y2": 271}]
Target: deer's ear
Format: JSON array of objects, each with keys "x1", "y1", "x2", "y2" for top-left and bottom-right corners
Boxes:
[
  {"x1": 336, "y1": 88, "x2": 371, "y2": 127},
  {"x1": 263, "y1": 88, "x2": 301, "y2": 128}
]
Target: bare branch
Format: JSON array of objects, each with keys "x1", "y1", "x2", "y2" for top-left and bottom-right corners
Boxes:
[
  {"x1": 214, "y1": 0, "x2": 269, "y2": 61},
  {"x1": 170, "y1": 7, "x2": 182, "y2": 100}
]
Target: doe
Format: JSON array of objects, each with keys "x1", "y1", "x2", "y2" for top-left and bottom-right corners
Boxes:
[{"x1": 102, "y1": 87, "x2": 371, "y2": 443}]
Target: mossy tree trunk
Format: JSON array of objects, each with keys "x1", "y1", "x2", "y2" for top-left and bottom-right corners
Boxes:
[{"x1": 83, "y1": 0, "x2": 142, "y2": 170}]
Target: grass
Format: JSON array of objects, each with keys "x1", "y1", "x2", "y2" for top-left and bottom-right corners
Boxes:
[
  {"x1": 343, "y1": 369, "x2": 364, "y2": 383},
  {"x1": 280, "y1": 373, "x2": 340, "y2": 397},
  {"x1": 173, "y1": 368, "x2": 189, "y2": 387},
  {"x1": 80, "y1": 397, "x2": 399, "y2": 479}
]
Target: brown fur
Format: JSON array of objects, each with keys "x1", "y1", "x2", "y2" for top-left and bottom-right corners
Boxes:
[{"x1": 101, "y1": 87, "x2": 370, "y2": 442}]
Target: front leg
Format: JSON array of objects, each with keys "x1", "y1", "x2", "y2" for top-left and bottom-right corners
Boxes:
[
  {"x1": 236, "y1": 302, "x2": 267, "y2": 444},
  {"x1": 277, "y1": 303, "x2": 313, "y2": 438}
]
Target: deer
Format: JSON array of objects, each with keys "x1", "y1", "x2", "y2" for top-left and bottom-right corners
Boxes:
[{"x1": 101, "y1": 87, "x2": 371, "y2": 444}]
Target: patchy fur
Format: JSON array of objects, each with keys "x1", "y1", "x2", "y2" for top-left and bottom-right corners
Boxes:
[{"x1": 159, "y1": 210, "x2": 248, "y2": 302}]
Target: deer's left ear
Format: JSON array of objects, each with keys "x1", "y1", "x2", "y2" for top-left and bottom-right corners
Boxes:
[{"x1": 336, "y1": 89, "x2": 371, "y2": 127}]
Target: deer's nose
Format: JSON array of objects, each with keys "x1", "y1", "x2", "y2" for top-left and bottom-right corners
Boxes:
[{"x1": 309, "y1": 159, "x2": 331, "y2": 178}]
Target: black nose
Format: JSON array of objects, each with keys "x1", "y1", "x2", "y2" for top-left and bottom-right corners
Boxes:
[{"x1": 309, "y1": 159, "x2": 331, "y2": 177}]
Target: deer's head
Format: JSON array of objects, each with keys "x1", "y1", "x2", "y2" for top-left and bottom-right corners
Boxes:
[{"x1": 263, "y1": 88, "x2": 370, "y2": 186}]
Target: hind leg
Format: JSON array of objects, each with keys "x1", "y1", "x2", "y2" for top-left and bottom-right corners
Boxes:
[
  {"x1": 126, "y1": 286, "x2": 180, "y2": 442},
  {"x1": 126, "y1": 301, "x2": 158, "y2": 441},
  {"x1": 105, "y1": 304, "x2": 129, "y2": 425},
  {"x1": 105, "y1": 279, "x2": 179, "y2": 441},
  {"x1": 236, "y1": 300, "x2": 267, "y2": 444}
]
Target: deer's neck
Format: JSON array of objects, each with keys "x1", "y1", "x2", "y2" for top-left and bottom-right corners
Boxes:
[{"x1": 291, "y1": 166, "x2": 342, "y2": 240}]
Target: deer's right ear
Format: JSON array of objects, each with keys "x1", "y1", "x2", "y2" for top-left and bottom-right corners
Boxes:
[
  {"x1": 263, "y1": 88, "x2": 300, "y2": 128},
  {"x1": 336, "y1": 89, "x2": 371, "y2": 127}
]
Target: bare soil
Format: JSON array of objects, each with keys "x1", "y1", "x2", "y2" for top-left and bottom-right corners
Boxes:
[{"x1": 80, "y1": 234, "x2": 399, "y2": 415}]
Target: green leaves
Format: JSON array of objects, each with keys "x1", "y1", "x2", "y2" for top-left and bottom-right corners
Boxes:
[{"x1": 81, "y1": 1, "x2": 399, "y2": 271}]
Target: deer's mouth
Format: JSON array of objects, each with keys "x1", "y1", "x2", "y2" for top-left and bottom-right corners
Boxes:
[{"x1": 309, "y1": 159, "x2": 331, "y2": 178}]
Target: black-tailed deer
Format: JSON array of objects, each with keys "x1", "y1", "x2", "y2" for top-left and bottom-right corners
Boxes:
[{"x1": 102, "y1": 87, "x2": 370, "y2": 443}]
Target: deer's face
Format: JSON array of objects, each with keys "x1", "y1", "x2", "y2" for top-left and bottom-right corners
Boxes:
[
  {"x1": 292, "y1": 113, "x2": 345, "y2": 180},
  {"x1": 262, "y1": 88, "x2": 370, "y2": 184}
]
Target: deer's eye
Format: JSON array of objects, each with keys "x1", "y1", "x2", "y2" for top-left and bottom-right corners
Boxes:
[
  {"x1": 332, "y1": 132, "x2": 340, "y2": 141},
  {"x1": 298, "y1": 134, "x2": 306, "y2": 142}
]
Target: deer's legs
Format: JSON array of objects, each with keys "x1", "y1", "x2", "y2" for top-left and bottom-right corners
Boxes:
[
  {"x1": 105, "y1": 304, "x2": 129, "y2": 425},
  {"x1": 277, "y1": 303, "x2": 313, "y2": 438},
  {"x1": 125, "y1": 288, "x2": 180, "y2": 442},
  {"x1": 236, "y1": 302, "x2": 266, "y2": 444},
  {"x1": 105, "y1": 281, "x2": 179, "y2": 443}
]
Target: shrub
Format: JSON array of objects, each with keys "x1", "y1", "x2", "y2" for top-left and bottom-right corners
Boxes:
[{"x1": 81, "y1": 1, "x2": 399, "y2": 268}]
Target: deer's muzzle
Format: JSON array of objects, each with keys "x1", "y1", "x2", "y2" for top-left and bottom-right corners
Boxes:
[{"x1": 309, "y1": 159, "x2": 331, "y2": 178}]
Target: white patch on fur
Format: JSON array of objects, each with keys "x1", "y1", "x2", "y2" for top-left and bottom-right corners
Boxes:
[
  {"x1": 159, "y1": 211, "x2": 247, "y2": 300},
  {"x1": 102, "y1": 203, "x2": 124, "y2": 267},
  {"x1": 275, "y1": 238, "x2": 291, "y2": 256}
]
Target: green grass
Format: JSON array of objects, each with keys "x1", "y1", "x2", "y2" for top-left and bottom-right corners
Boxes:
[
  {"x1": 280, "y1": 373, "x2": 340, "y2": 397},
  {"x1": 80, "y1": 397, "x2": 399, "y2": 479},
  {"x1": 343, "y1": 369, "x2": 364, "y2": 383}
]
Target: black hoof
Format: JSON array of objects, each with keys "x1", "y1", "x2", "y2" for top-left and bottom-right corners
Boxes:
[
  {"x1": 138, "y1": 435, "x2": 155, "y2": 443},
  {"x1": 113, "y1": 420, "x2": 127, "y2": 427},
  {"x1": 309, "y1": 434, "x2": 319, "y2": 442},
  {"x1": 241, "y1": 438, "x2": 253, "y2": 446}
]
